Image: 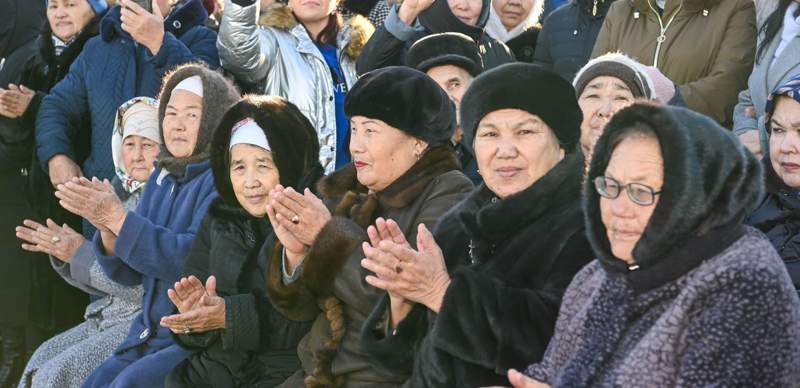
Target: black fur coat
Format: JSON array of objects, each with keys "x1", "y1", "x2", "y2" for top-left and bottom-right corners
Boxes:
[{"x1": 361, "y1": 150, "x2": 594, "y2": 387}]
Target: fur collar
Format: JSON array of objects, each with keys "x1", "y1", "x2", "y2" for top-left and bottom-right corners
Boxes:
[
  {"x1": 317, "y1": 146, "x2": 460, "y2": 216},
  {"x1": 258, "y1": 3, "x2": 373, "y2": 60},
  {"x1": 456, "y1": 151, "x2": 584, "y2": 263}
]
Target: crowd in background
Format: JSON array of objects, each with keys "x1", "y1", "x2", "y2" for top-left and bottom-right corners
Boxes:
[{"x1": 0, "y1": 0, "x2": 799, "y2": 387}]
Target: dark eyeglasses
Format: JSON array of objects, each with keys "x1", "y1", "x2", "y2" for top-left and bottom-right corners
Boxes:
[{"x1": 593, "y1": 176, "x2": 661, "y2": 206}]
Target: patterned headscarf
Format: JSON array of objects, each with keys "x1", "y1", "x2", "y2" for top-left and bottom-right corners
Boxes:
[
  {"x1": 112, "y1": 97, "x2": 161, "y2": 193},
  {"x1": 765, "y1": 73, "x2": 800, "y2": 134}
]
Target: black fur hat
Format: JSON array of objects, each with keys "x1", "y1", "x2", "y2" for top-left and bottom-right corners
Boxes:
[
  {"x1": 344, "y1": 66, "x2": 455, "y2": 147},
  {"x1": 407, "y1": 32, "x2": 483, "y2": 77},
  {"x1": 460, "y1": 62, "x2": 582, "y2": 154},
  {"x1": 211, "y1": 95, "x2": 323, "y2": 208}
]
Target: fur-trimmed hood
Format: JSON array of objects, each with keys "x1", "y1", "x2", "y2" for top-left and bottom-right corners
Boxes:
[
  {"x1": 157, "y1": 63, "x2": 240, "y2": 177},
  {"x1": 585, "y1": 103, "x2": 763, "y2": 291},
  {"x1": 258, "y1": 3, "x2": 374, "y2": 59}
]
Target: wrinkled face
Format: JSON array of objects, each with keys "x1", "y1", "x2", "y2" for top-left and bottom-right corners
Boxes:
[
  {"x1": 448, "y1": 0, "x2": 483, "y2": 26},
  {"x1": 47, "y1": 0, "x2": 95, "y2": 42},
  {"x1": 578, "y1": 76, "x2": 636, "y2": 161},
  {"x1": 599, "y1": 135, "x2": 663, "y2": 265},
  {"x1": 770, "y1": 96, "x2": 800, "y2": 188},
  {"x1": 230, "y1": 144, "x2": 279, "y2": 218},
  {"x1": 289, "y1": 0, "x2": 336, "y2": 24},
  {"x1": 162, "y1": 90, "x2": 203, "y2": 158},
  {"x1": 474, "y1": 109, "x2": 565, "y2": 198},
  {"x1": 121, "y1": 135, "x2": 160, "y2": 182},
  {"x1": 427, "y1": 64, "x2": 474, "y2": 144},
  {"x1": 349, "y1": 116, "x2": 428, "y2": 192},
  {"x1": 492, "y1": 0, "x2": 535, "y2": 30}
]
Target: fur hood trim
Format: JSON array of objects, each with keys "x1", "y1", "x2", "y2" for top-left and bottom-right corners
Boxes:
[{"x1": 258, "y1": 3, "x2": 374, "y2": 60}]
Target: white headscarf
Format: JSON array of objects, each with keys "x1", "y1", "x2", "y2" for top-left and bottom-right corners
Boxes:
[
  {"x1": 111, "y1": 97, "x2": 161, "y2": 193},
  {"x1": 485, "y1": 0, "x2": 543, "y2": 43}
]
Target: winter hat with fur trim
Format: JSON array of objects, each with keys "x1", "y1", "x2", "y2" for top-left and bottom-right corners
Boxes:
[
  {"x1": 573, "y1": 52, "x2": 656, "y2": 100},
  {"x1": 345, "y1": 66, "x2": 456, "y2": 147},
  {"x1": 407, "y1": 32, "x2": 483, "y2": 77},
  {"x1": 460, "y1": 62, "x2": 582, "y2": 154}
]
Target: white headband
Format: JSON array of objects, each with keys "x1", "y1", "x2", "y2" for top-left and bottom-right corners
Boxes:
[
  {"x1": 230, "y1": 118, "x2": 271, "y2": 151},
  {"x1": 173, "y1": 76, "x2": 203, "y2": 97}
]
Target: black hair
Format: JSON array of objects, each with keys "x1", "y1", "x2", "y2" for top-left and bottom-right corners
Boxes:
[{"x1": 757, "y1": 0, "x2": 800, "y2": 63}]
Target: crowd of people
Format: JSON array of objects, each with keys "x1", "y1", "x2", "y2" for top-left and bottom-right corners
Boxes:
[{"x1": 0, "y1": 0, "x2": 799, "y2": 387}]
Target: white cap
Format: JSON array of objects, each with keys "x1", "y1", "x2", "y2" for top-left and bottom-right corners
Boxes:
[
  {"x1": 173, "y1": 75, "x2": 203, "y2": 97},
  {"x1": 229, "y1": 118, "x2": 271, "y2": 151}
]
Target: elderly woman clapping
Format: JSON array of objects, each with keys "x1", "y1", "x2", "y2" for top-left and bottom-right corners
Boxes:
[
  {"x1": 53, "y1": 64, "x2": 240, "y2": 387},
  {"x1": 511, "y1": 103, "x2": 800, "y2": 387},
  {"x1": 14, "y1": 97, "x2": 159, "y2": 388},
  {"x1": 359, "y1": 63, "x2": 596, "y2": 387},
  {"x1": 159, "y1": 96, "x2": 324, "y2": 388},
  {"x1": 265, "y1": 66, "x2": 473, "y2": 387}
]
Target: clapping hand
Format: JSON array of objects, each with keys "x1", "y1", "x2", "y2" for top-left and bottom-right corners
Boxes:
[
  {"x1": 16, "y1": 219, "x2": 85, "y2": 263},
  {"x1": 55, "y1": 177, "x2": 127, "y2": 234},
  {"x1": 119, "y1": 0, "x2": 166, "y2": 55},
  {"x1": 162, "y1": 275, "x2": 226, "y2": 334},
  {"x1": 0, "y1": 84, "x2": 35, "y2": 118}
]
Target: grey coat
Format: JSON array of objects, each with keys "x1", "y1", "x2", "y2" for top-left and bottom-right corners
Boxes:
[
  {"x1": 216, "y1": 1, "x2": 372, "y2": 174},
  {"x1": 17, "y1": 191, "x2": 143, "y2": 388},
  {"x1": 732, "y1": 25, "x2": 800, "y2": 147}
]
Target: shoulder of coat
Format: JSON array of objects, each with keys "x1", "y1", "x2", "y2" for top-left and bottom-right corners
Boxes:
[
  {"x1": 343, "y1": 14, "x2": 375, "y2": 59},
  {"x1": 258, "y1": 3, "x2": 299, "y2": 30}
]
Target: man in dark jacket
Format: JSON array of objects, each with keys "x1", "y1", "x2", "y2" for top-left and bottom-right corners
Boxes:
[
  {"x1": 356, "y1": 0, "x2": 515, "y2": 75},
  {"x1": 35, "y1": 0, "x2": 219, "y2": 200},
  {"x1": 533, "y1": 0, "x2": 615, "y2": 82}
]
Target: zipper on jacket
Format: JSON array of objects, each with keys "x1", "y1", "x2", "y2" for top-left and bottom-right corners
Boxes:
[{"x1": 645, "y1": 0, "x2": 683, "y2": 68}]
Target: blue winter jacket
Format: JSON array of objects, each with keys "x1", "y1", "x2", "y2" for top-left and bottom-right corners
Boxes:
[
  {"x1": 35, "y1": 0, "x2": 219, "y2": 181},
  {"x1": 93, "y1": 160, "x2": 217, "y2": 354}
]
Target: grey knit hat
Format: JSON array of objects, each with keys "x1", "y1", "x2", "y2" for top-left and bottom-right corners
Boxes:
[{"x1": 573, "y1": 52, "x2": 656, "y2": 100}]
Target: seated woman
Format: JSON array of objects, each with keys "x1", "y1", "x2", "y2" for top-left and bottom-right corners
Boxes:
[
  {"x1": 266, "y1": 66, "x2": 473, "y2": 387},
  {"x1": 513, "y1": 103, "x2": 800, "y2": 387},
  {"x1": 159, "y1": 96, "x2": 324, "y2": 387},
  {"x1": 359, "y1": 63, "x2": 595, "y2": 386},
  {"x1": 14, "y1": 97, "x2": 159, "y2": 388},
  {"x1": 572, "y1": 52, "x2": 662, "y2": 166},
  {"x1": 747, "y1": 74, "x2": 800, "y2": 296},
  {"x1": 53, "y1": 64, "x2": 240, "y2": 388}
]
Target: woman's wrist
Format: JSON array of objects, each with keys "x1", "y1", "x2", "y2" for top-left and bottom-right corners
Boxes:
[
  {"x1": 106, "y1": 210, "x2": 128, "y2": 236},
  {"x1": 389, "y1": 296, "x2": 414, "y2": 329},
  {"x1": 424, "y1": 275, "x2": 451, "y2": 314},
  {"x1": 284, "y1": 247, "x2": 308, "y2": 274}
]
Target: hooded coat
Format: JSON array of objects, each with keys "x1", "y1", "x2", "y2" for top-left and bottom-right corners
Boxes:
[
  {"x1": 591, "y1": 0, "x2": 757, "y2": 127},
  {"x1": 360, "y1": 150, "x2": 594, "y2": 387},
  {"x1": 216, "y1": 0, "x2": 373, "y2": 174},
  {"x1": 165, "y1": 96, "x2": 324, "y2": 388},
  {"x1": 525, "y1": 103, "x2": 800, "y2": 387},
  {"x1": 355, "y1": 0, "x2": 515, "y2": 75},
  {"x1": 35, "y1": 0, "x2": 219, "y2": 184},
  {"x1": 266, "y1": 147, "x2": 473, "y2": 387},
  {"x1": 83, "y1": 65, "x2": 239, "y2": 388},
  {"x1": 533, "y1": 0, "x2": 616, "y2": 82}
]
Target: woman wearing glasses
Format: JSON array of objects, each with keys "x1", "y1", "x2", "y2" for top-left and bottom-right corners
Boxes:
[
  {"x1": 359, "y1": 63, "x2": 595, "y2": 386},
  {"x1": 510, "y1": 103, "x2": 800, "y2": 387}
]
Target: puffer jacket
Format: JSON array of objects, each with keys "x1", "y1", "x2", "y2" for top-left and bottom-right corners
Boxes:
[
  {"x1": 217, "y1": 0, "x2": 373, "y2": 174},
  {"x1": 591, "y1": 0, "x2": 757, "y2": 127}
]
